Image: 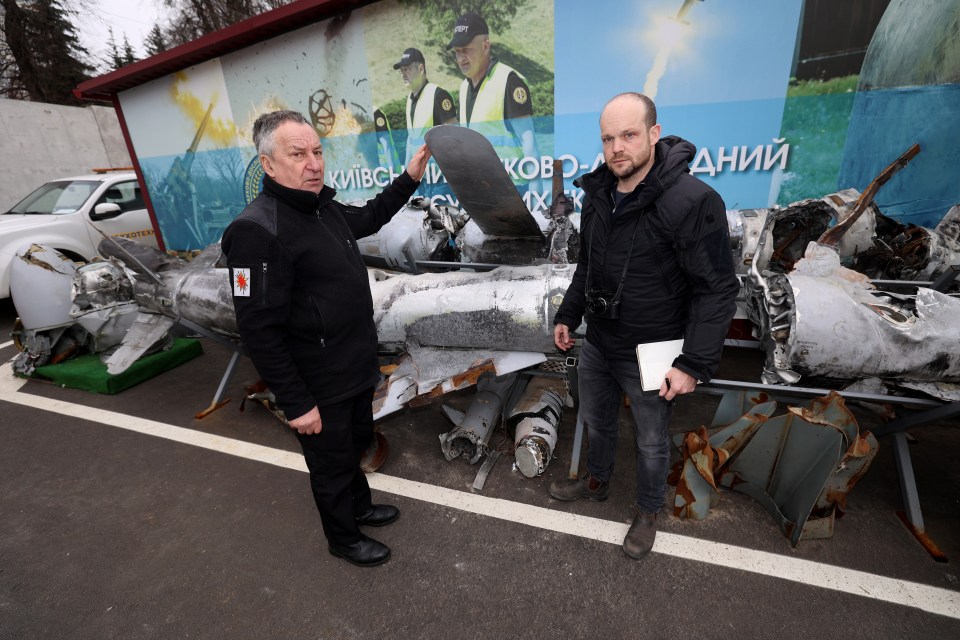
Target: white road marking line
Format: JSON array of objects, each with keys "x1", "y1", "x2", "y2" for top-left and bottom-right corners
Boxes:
[
  {"x1": 1, "y1": 373, "x2": 957, "y2": 620},
  {"x1": 0, "y1": 340, "x2": 13, "y2": 350}
]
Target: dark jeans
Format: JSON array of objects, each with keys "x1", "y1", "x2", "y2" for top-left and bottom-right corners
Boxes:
[
  {"x1": 579, "y1": 339, "x2": 673, "y2": 513},
  {"x1": 296, "y1": 387, "x2": 375, "y2": 546}
]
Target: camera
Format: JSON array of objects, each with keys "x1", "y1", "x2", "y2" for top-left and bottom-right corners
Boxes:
[{"x1": 585, "y1": 289, "x2": 621, "y2": 320}]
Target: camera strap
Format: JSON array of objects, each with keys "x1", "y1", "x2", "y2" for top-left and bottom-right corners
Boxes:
[{"x1": 586, "y1": 208, "x2": 644, "y2": 303}]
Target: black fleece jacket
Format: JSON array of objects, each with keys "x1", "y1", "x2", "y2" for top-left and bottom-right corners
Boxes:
[
  {"x1": 553, "y1": 136, "x2": 739, "y2": 382},
  {"x1": 222, "y1": 172, "x2": 419, "y2": 420}
]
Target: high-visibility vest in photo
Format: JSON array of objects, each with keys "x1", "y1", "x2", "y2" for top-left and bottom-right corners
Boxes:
[
  {"x1": 405, "y1": 83, "x2": 439, "y2": 162},
  {"x1": 459, "y1": 61, "x2": 526, "y2": 166}
]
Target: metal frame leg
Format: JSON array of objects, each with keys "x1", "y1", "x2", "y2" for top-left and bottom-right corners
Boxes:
[
  {"x1": 891, "y1": 432, "x2": 924, "y2": 530},
  {"x1": 195, "y1": 348, "x2": 242, "y2": 419},
  {"x1": 569, "y1": 412, "x2": 585, "y2": 479},
  {"x1": 178, "y1": 318, "x2": 245, "y2": 420}
]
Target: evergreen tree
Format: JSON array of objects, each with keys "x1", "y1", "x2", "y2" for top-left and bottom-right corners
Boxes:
[
  {"x1": 161, "y1": 0, "x2": 291, "y2": 47},
  {"x1": 106, "y1": 27, "x2": 124, "y2": 70},
  {"x1": 1, "y1": 0, "x2": 94, "y2": 105},
  {"x1": 122, "y1": 34, "x2": 137, "y2": 65},
  {"x1": 105, "y1": 28, "x2": 138, "y2": 70},
  {"x1": 145, "y1": 23, "x2": 167, "y2": 57}
]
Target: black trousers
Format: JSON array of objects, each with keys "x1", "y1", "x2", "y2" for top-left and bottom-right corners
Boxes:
[{"x1": 295, "y1": 387, "x2": 375, "y2": 546}]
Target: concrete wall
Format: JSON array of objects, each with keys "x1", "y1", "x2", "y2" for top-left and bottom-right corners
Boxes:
[{"x1": 0, "y1": 99, "x2": 132, "y2": 211}]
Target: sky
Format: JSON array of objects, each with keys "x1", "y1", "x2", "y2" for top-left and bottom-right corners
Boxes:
[{"x1": 76, "y1": 0, "x2": 169, "y2": 70}]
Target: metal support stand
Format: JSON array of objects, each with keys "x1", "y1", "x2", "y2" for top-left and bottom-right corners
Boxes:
[
  {"x1": 892, "y1": 432, "x2": 923, "y2": 528},
  {"x1": 178, "y1": 318, "x2": 245, "y2": 420},
  {"x1": 194, "y1": 348, "x2": 242, "y2": 419},
  {"x1": 871, "y1": 401, "x2": 960, "y2": 562},
  {"x1": 568, "y1": 413, "x2": 585, "y2": 479}
]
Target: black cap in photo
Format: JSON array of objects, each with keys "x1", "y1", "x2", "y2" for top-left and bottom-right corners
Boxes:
[
  {"x1": 393, "y1": 47, "x2": 426, "y2": 69},
  {"x1": 447, "y1": 12, "x2": 489, "y2": 49}
]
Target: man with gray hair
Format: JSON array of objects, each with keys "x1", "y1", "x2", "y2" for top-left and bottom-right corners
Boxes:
[{"x1": 222, "y1": 110, "x2": 430, "y2": 567}]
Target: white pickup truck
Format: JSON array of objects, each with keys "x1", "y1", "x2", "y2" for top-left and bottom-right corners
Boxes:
[{"x1": 0, "y1": 171, "x2": 159, "y2": 299}]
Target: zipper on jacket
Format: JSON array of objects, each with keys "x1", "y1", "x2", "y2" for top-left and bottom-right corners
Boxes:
[
  {"x1": 260, "y1": 261, "x2": 268, "y2": 306},
  {"x1": 311, "y1": 297, "x2": 327, "y2": 348},
  {"x1": 315, "y1": 209, "x2": 365, "y2": 269}
]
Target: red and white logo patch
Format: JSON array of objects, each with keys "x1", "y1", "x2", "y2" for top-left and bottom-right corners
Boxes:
[{"x1": 232, "y1": 268, "x2": 251, "y2": 297}]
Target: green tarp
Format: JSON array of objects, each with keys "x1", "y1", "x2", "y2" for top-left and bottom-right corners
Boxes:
[{"x1": 30, "y1": 338, "x2": 203, "y2": 395}]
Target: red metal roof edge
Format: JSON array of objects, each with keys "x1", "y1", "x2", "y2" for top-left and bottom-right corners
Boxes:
[{"x1": 74, "y1": 0, "x2": 376, "y2": 101}]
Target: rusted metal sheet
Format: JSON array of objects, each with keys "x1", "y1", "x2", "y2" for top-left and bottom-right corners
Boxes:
[
  {"x1": 818, "y1": 144, "x2": 921, "y2": 250},
  {"x1": 710, "y1": 388, "x2": 774, "y2": 427},
  {"x1": 674, "y1": 401, "x2": 777, "y2": 520},
  {"x1": 716, "y1": 392, "x2": 878, "y2": 546}
]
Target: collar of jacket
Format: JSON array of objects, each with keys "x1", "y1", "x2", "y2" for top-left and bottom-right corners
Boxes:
[
  {"x1": 261, "y1": 174, "x2": 337, "y2": 214},
  {"x1": 574, "y1": 135, "x2": 696, "y2": 209}
]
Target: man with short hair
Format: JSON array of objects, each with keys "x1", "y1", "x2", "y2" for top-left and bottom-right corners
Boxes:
[
  {"x1": 222, "y1": 110, "x2": 431, "y2": 567},
  {"x1": 550, "y1": 93, "x2": 739, "y2": 559},
  {"x1": 393, "y1": 46, "x2": 457, "y2": 164},
  {"x1": 448, "y1": 11, "x2": 541, "y2": 190}
]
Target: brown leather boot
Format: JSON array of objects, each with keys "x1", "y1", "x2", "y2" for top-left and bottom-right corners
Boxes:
[
  {"x1": 622, "y1": 509, "x2": 658, "y2": 559},
  {"x1": 548, "y1": 472, "x2": 609, "y2": 502}
]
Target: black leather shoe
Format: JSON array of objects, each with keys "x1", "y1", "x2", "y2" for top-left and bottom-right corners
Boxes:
[
  {"x1": 328, "y1": 535, "x2": 391, "y2": 567},
  {"x1": 355, "y1": 504, "x2": 400, "y2": 527}
]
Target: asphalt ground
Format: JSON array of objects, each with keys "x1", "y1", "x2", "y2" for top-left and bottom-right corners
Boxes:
[{"x1": 0, "y1": 297, "x2": 958, "y2": 639}]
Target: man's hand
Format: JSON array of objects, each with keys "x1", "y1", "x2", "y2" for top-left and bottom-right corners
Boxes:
[
  {"x1": 406, "y1": 144, "x2": 432, "y2": 182},
  {"x1": 288, "y1": 406, "x2": 322, "y2": 435},
  {"x1": 660, "y1": 368, "x2": 697, "y2": 401},
  {"x1": 554, "y1": 323, "x2": 575, "y2": 351}
]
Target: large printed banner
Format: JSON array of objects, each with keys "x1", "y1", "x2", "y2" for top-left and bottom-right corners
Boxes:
[{"x1": 118, "y1": 0, "x2": 960, "y2": 251}]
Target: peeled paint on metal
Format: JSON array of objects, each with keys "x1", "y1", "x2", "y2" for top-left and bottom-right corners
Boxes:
[
  {"x1": 674, "y1": 430, "x2": 721, "y2": 520},
  {"x1": 439, "y1": 373, "x2": 519, "y2": 464},
  {"x1": 10, "y1": 244, "x2": 79, "y2": 332},
  {"x1": 356, "y1": 206, "x2": 451, "y2": 268},
  {"x1": 508, "y1": 376, "x2": 566, "y2": 478},
  {"x1": 746, "y1": 240, "x2": 960, "y2": 384},
  {"x1": 673, "y1": 401, "x2": 777, "y2": 520},
  {"x1": 371, "y1": 263, "x2": 574, "y2": 353},
  {"x1": 716, "y1": 392, "x2": 877, "y2": 546},
  {"x1": 710, "y1": 388, "x2": 774, "y2": 428},
  {"x1": 898, "y1": 380, "x2": 960, "y2": 402},
  {"x1": 784, "y1": 276, "x2": 960, "y2": 381},
  {"x1": 743, "y1": 184, "x2": 960, "y2": 387}
]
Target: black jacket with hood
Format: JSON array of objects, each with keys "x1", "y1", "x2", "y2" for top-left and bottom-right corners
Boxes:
[
  {"x1": 553, "y1": 136, "x2": 739, "y2": 382},
  {"x1": 222, "y1": 173, "x2": 419, "y2": 420}
]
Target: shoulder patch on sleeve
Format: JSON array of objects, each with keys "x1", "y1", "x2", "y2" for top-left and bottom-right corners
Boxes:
[
  {"x1": 232, "y1": 267, "x2": 251, "y2": 297},
  {"x1": 512, "y1": 86, "x2": 528, "y2": 105}
]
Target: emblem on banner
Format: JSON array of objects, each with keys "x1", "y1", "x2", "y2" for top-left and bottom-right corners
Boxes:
[{"x1": 243, "y1": 157, "x2": 265, "y2": 205}]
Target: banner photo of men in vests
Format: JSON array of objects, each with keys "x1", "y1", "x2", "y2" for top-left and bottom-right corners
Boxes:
[{"x1": 117, "y1": 0, "x2": 960, "y2": 251}]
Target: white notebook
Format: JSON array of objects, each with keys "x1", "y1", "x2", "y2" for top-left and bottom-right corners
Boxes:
[{"x1": 636, "y1": 339, "x2": 685, "y2": 392}]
